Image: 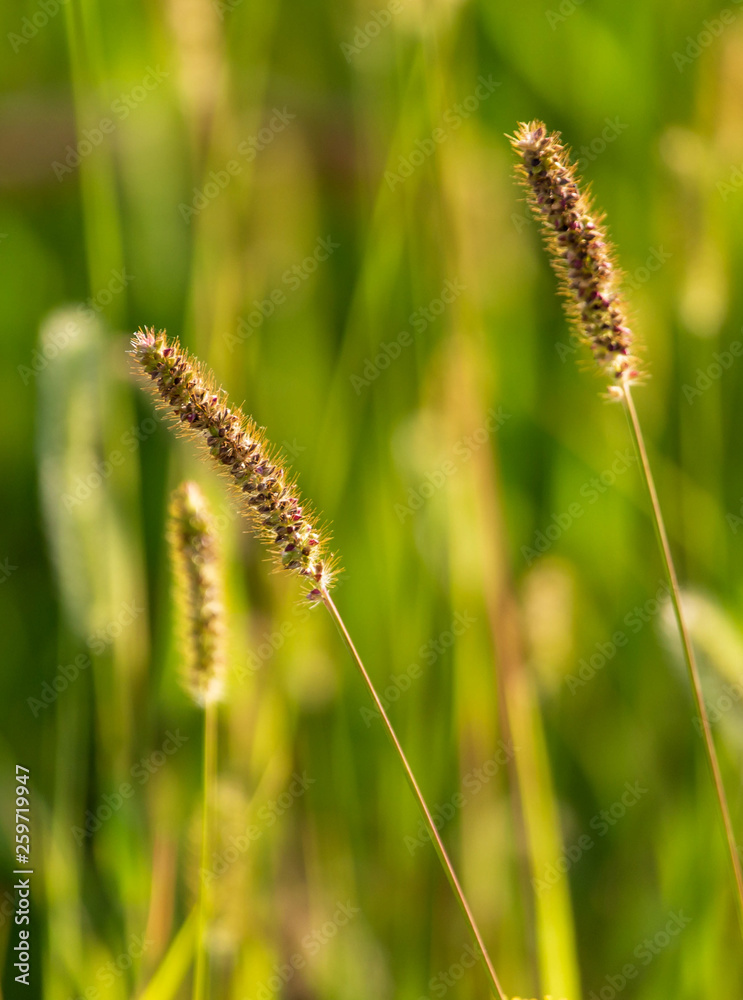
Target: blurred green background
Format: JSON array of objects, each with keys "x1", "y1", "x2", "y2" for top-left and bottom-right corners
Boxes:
[{"x1": 2, "y1": 0, "x2": 743, "y2": 996}]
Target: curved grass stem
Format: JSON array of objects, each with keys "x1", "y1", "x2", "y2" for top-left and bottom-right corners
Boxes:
[
  {"x1": 320, "y1": 587, "x2": 508, "y2": 1000},
  {"x1": 621, "y1": 380, "x2": 743, "y2": 934},
  {"x1": 193, "y1": 700, "x2": 217, "y2": 1000}
]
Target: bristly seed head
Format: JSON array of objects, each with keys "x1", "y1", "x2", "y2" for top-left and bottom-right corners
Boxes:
[
  {"x1": 131, "y1": 328, "x2": 335, "y2": 597},
  {"x1": 509, "y1": 120, "x2": 641, "y2": 383},
  {"x1": 169, "y1": 481, "x2": 225, "y2": 706}
]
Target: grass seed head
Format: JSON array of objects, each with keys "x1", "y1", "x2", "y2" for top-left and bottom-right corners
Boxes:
[
  {"x1": 510, "y1": 120, "x2": 641, "y2": 383},
  {"x1": 131, "y1": 328, "x2": 335, "y2": 598}
]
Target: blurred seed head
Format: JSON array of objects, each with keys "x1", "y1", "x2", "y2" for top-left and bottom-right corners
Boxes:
[
  {"x1": 169, "y1": 481, "x2": 226, "y2": 705},
  {"x1": 510, "y1": 120, "x2": 641, "y2": 384},
  {"x1": 130, "y1": 328, "x2": 336, "y2": 597},
  {"x1": 37, "y1": 308, "x2": 104, "y2": 634}
]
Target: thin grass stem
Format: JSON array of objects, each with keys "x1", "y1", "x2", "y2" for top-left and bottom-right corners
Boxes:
[
  {"x1": 621, "y1": 379, "x2": 743, "y2": 934},
  {"x1": 320, "y1": 587, "x2": 508, "y2": 1000},
  {"x1": 193, "y1": 700, "x2": 217, "y2": 1000}
]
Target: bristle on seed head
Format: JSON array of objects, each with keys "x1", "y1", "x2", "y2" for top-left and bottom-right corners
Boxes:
[
  {"x1": 509, "y1": 120, "x2": 641, "y2": 383},
  {"x1": 131, "y1": 328, "x2": 335, "y2": 597},
  {"x1": 169, "y1": 481, "x2": 225, "y2": 706}
]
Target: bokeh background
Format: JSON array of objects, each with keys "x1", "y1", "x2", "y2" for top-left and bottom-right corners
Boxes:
[{"x1": 2, "y1": 0, "x2": 743, "y2": 996}]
